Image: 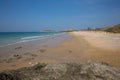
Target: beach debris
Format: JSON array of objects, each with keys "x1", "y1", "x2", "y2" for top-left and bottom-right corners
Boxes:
[
  {"x1": 12, "y1": 54, "x2": 22, "y2": 60},
  {"x1": 39, "y1": 49, "x2": 46, "y2": 53},
  {"x1": 28, "y1": 62, "x2": 35, "y2": 66},
  {"x1": 28, "y1": 62, "x2": 32, "y2": 65},
  {"x1": 28, "y1": 62, "x2": 40, "y2": 66},
  {"x1": 68, "y1": 50, "x2": 72, "y2": 53},
  {"x1": 35, "y1": 62, "x2": 38, "y2": 65},
  {"x1": 15, "y1": 46, "x2": 22, "y2": 50}
]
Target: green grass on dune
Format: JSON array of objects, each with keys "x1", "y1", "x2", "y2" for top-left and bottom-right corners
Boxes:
[{"x1": 88, "y1": 24, "x2": 120, "y2": 33}]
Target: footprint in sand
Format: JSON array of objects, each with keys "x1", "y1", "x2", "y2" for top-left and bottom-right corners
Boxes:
[
  {"x1": 15, "y1": 46, "x2": 22, "y2": 50},
  {"x1": 38, "y1": 49, "x2": 46, "y2": 53},
  {"x1": 11, "y1": 65, "x2": 16, "y2": 67},
  {"x1": 3, "y1": 54, "x2": 22, "y2": 63},
  {"x1": 24, "y1": 52, "x2": 37, "y2": 57},
  {"x1": 68, "y1": 50, "x2": 72, "y2": 53},
  {"x1": 23, "y1": 57, "x2": 34, "y2": 61}
]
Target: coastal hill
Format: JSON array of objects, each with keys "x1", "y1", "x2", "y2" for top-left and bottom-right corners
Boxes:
[
  {"x1": 87, "y1": 24, "x2": 120, "y2": 33},
  {"x1": 42, "y1": 29, "x2": 77, "y2": 32}
]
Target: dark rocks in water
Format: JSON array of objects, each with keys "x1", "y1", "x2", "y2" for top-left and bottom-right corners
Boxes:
[{"x1": 0, "y1": 62, "x2": 120, "y2": 80}]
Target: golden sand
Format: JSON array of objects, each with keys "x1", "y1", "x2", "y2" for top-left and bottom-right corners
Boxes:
[{"x1": 0, "y1": 31, "x2": 120, "y2": 71}]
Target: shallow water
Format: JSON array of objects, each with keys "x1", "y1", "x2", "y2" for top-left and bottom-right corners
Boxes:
[
  {"x1": 0, "y1": 33, "x2": 72, "y2": 56},
  {"x1": 0, "y1": 32, "x2": 62, "y2": 47}
]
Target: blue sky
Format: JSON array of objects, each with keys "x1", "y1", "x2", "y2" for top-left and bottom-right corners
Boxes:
[{"x1": 0, "y1": 0, "x2": 120, "y2": 32}]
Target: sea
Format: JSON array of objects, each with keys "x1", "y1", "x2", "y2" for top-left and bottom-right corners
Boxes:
[{"x1": 0, "y1": 32, "x2": 64, "y2": 47}]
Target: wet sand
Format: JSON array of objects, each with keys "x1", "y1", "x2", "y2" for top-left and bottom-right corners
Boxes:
[{"x1": 0, "y1": 31, "x2": 120, "y2": 71}]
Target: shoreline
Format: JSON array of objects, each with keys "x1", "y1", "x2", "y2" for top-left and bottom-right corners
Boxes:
[
  {"x1": 0, "y1": 33, "x2": 73, "y2": 71},
  {"x1": 0, "y1": 33, "x2": 72, "y2": 56},
  {"x1": 0, "y1": 31, "x2": 120, "y2": 71}
]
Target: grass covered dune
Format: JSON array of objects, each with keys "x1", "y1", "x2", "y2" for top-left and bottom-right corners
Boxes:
[{"x1": 88, "y1": 24, "x2": 120, "y2": 33}]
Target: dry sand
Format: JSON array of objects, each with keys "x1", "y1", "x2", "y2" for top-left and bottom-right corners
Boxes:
[
  {"x1": 0, "y1": 31, "x2": 120, "y2": 71},
  {"x1": 72, "y1": 31, "x2": 120, "y2": 67},
  {"x1": 73, "y1": 31, "x2": 120, "y2": 50}
]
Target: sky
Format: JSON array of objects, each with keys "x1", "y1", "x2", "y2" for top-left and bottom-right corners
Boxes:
[{"x1": 0, "y1": 0, "x2": 120, "y2": 32}]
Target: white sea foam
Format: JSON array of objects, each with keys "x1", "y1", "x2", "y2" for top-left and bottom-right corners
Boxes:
[
  {"x1": 21, "y1": 33, "x2": 65, "y2": 40},
  {"x1": 21, "y1": 36, "x2": 43, "y2": 40},
  {"x1": 21, "y1": 34, "x2": 55, "y2": 40},
  {"x1": 0, "y1": 32, "x2": 65, "y2": 47}
]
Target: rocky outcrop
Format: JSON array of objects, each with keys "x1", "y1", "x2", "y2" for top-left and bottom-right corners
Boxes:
[{"x1": 0, "y1": 62, "x2": 120, "y2": 80}]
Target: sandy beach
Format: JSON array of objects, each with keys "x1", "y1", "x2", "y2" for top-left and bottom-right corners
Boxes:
[
  {"x1": 0, "y1": 31, "x2": 120, "y2": 71},
  {"x1": 72, "y1": 31, "x2": 120, "y2": 67}
]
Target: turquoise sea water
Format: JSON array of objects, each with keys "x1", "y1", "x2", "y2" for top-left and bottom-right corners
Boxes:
[{"x1": 0, "y1": 32, "x2": 62, "y2": 47}]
